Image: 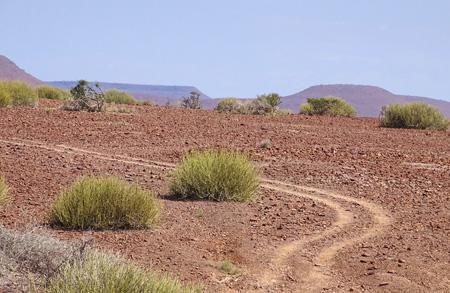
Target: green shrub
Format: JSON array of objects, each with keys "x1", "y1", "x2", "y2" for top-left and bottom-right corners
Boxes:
[
  {"x1": 214, "y1": 98, "x2": 245, "y2": 113},
  {"x1": 169, "y1": 150, "x2": 259, "y2": 202},
  {"x1": 217, "y1": 260, "x2": 240, "y2": 275},
  {"x1": 299, "y1": 102, "x2": 313, "y2": 114},
  {"x1": 0, "y1": 177, "x2": 8, "y2": 206},
  {"x1": 380, "y1": 102, "x2": 449, "y2": 130},
  {"x1": 50, "y1": 177, "x2": 160, "y2": 230},
  {"x1": 300, "y1": 96, "x2": 356, "y2": 117},
  {"x1": 0, "y1": 80, "x2": 37, "y2": 106},
  {"x1": 46, "y1": 250, "x2": 200, "y2": 293},
  {"x1": 37, "y1": 86, "x2": 68, "y2": 100},
  {"x1": 104, "y1": 90, "x2": 138, "y2": 105}
]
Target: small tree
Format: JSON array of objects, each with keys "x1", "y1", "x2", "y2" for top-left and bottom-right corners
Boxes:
[
  {"x1": 181, "y1": 91, "x2": 201, "y2": 109},
  {"x1": 258, "y1": 93, "x2": 281, "y2": 111},
  {"x1": 247, "y1": 93, "x2": 282, "y2": 115},
  {"x1": 63, "y1": 80, "x2": 105, "y2": 112}
]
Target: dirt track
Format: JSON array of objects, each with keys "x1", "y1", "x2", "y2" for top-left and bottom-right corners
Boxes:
[{"x1": 0, "y1": 103, "x2": 449, "y2": 292}]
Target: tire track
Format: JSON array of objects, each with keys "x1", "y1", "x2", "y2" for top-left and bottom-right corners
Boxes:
[
  {"x1": 0, "y1": 138, "x2": 392, "y2": 292},
  {"x1": 262, "y1": 179, "x2": 392, "y2": 291},
  {"x1": 255, "y1": 183, "x2": 354, "y2": 290}
]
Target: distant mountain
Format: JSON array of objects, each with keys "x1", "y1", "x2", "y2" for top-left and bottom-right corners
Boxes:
[
  {"x1": 3, "y1": 55, "x2": 449, "y2": 117},
  {"x1": 0, "y1": 55, "x2": 43, "y2": 86},
  {"x1": 281, "y1": 84, "x2": 450, "y2": 117},
  {"x1": 48, "y1": 81, "x2": 211, "y2": 105}
]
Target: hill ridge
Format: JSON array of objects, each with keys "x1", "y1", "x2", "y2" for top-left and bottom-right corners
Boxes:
[
  {"x1": 282, "y1": 84, "x2": 450, "y2": 117},
  {"x1": 0, "y1": 55, "x2": 43, "y2": 86},
  {"x1": 48, "y1": 80, "x2": 211, "y2": 105}
]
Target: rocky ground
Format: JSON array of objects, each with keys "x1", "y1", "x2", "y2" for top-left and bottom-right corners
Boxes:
[{"x1": 0, "y1": 101, "x2": 448, "y2": 292}]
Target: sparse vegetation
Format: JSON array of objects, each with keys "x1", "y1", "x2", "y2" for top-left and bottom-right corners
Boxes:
[
  {"x1": 300, "y1": 96, "x2": 357, "y2": 117},
  {"x1": 37, "y1": 86, "x2": 69, "y2": 100},
  {"x1": 50, "y1": 176, "x2": 160, "y2": 230},
  {"x1": 379, "y1": 102, "x2": 449, "y2": 130},
  {"x1": 0, "y1": 80, "x2": 38, "y2": 107},
  {"x1": 169, "y1": 150, "x2": 259, "y2": 202},
  {"x1": 277, "y1": 108, "x2": 294, "y2": 115},
  {"x1": 217, "y1": 260, "x2": 240, "y2": 275},
  {"x1": 181, "y1": 91, "x2": 201, "y2": 109},
  {"x1": 0, "y1": 226, "x2": 80, "y2": 290},
  {"x1": 62, "y1": 80, "x2": 105, "y2": 112},
  {"x1": 45, "y1": 107, "x2": 55, "y2": 114},
  {"x1": 107, "y1": 104, "x2": 135, "y2": 114},
  {"x1": 214, "y1": 94, "x2": 286, "y2": 116},
  {"x1": 0, "y1": 227, "x2": 200, "y2": 292},
  {"x1": 0, "y1": 177, "x2": 8, "y2": 206},
  {"x1": 46, "y1": 250, "x2": 201, "y2": 293},
  {"x1": 142, "y1": 101, "x2": 154, "y2": 106},
  {"x1": 104, "y1": 89, "x2": 139, "y2": 105}
]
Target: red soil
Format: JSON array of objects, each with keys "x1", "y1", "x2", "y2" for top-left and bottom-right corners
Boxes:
[{"x1": 0, "y1": 102, "x2": 449, "y2": 292}]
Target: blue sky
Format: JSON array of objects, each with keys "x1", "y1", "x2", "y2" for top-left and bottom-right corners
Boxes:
[{"x1": 1, "y1": 0, "x2": 449, "y2": 100}]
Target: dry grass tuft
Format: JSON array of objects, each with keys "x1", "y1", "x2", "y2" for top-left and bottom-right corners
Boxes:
[
  {"x1": 0, "y1": 227, "x2": 201, "y2": 292},
  {"x1": 50, "y1": 176, "x2": 160, "y2": 230},
  {"x1": 216, "y1": 260, "x2": 240, "y2": 275},
  {"x1": 0, "y1": 177, "x2": 8, "y2": 206},
  {"x1": 0, "y1": 81, "x2": 38, "y2": 107},
  {"x1": 47, "y1": 250, "x2": 201, "y2": 293},
  {"x1": 104, "y1": 90, "x2": 138, "y2": 105},
  {"x1": 169, "y1": 150, "x2": 259, "y2": 202},
  {"x1": 37, "y1": 86, "x2": 69, "y2": 100},
  {"x1": 0, "y1": 226, "x2": 80, "y2": 291}
]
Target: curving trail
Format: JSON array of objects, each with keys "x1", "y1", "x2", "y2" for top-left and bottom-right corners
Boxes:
[
  {"x1": 260, "y1": 179, "x2": 392, "y2": 292},
  {"x1": 0, "y1": 138, "x2": 392, "y2": 292}
]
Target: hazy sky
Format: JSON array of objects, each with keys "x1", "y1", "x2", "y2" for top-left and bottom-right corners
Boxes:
[{"x1": 1, "y1": 0, "x2": 449, "y2": 100}]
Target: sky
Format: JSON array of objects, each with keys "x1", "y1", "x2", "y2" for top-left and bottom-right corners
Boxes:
[{"x1": 0, "y1": 0, "x2": 449, "y2": 100}]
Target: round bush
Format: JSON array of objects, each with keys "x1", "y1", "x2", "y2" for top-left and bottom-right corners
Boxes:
[
  {"x1": 215, "y1": 98, "x2": 243, "y2": 113},
  {"x1": 380, "y1": 103, "x2": 449, "y2": 130},
  {"x1": 46, "y1": 250, "x2": 200, "y2": 293},
  {"x1": 0, "y1": 176, "x2": 9, "y2": 206},
  {"x1": 50, "y1": 177, "x2": 160, "y2": 230},
  {"x1": 104, "y1": 90, "x2": 138, "y2": 105},
  {"x1": 0, "y1": 80, "x2": 37, "y2": 106},
  {"x1": 37, "y1": 86, "x2": 68, "y2": 100},
  {"x1": 300, "y1": 96, "x2": 356, "y2": 117},
  {"x1": 169, "y1": 150, "x2": 259, "y2": 202}
]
